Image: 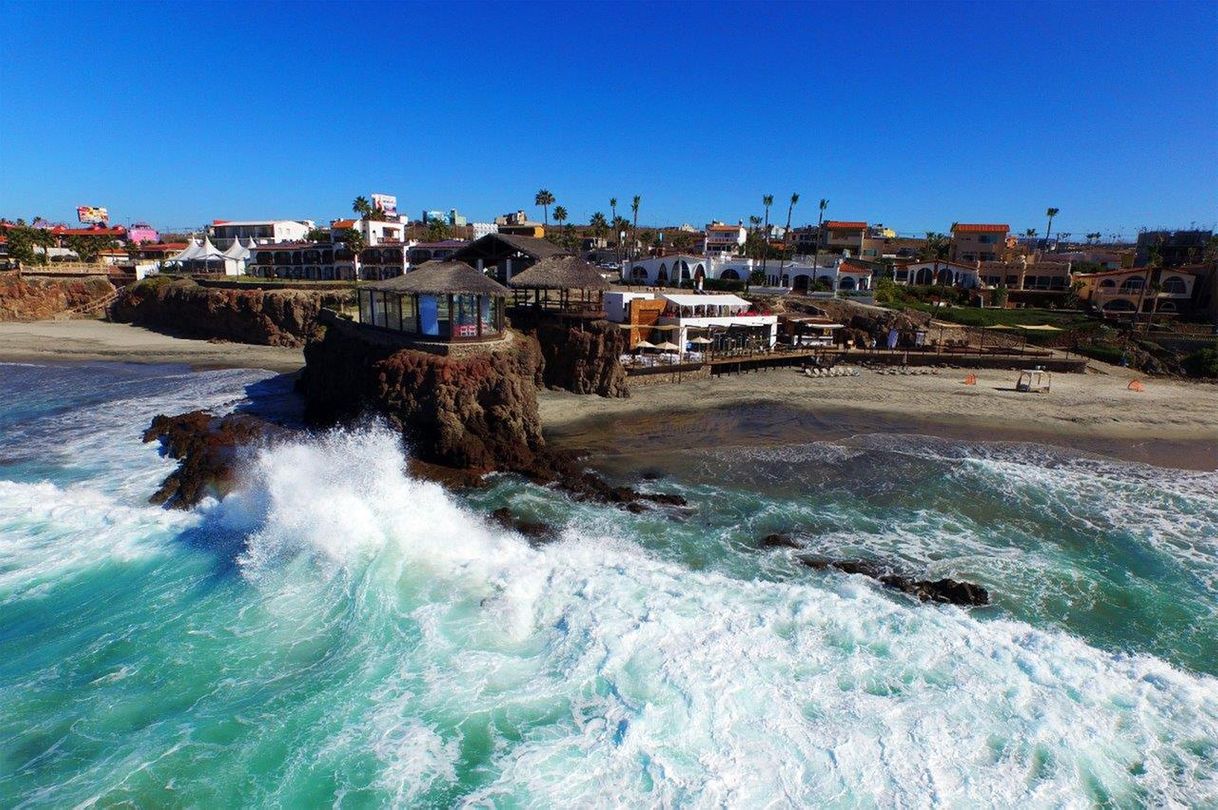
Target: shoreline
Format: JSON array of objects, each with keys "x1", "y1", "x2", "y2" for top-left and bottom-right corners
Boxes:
[
  {"x1": 0, "y1": 319, "x2": 305, "y2": 373},
  {"x1": 540, "y1": 365, "x2": 1218, "y2": 472},
  {"x1": 3, "y1": 318, "x2": 1215, "y2": 472}
]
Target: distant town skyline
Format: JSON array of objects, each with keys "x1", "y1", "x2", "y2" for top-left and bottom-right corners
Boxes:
[{"x1": 1, "y1": 1, "x2": 1214, "y2": 238}]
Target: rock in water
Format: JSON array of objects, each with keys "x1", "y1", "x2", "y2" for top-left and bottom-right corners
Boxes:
[
  {"x1": 142, "y1": 410, "x2": 281, "y2": 508},
  {"x1": 759, "y1": 533, "x2": 803, "y2": 549},
  {"x1": 488, "y1": 507, "x2": 557, "y2": 543},
  {"x1": 796, "y1": 555, "x2": 989, "y2": 606}
]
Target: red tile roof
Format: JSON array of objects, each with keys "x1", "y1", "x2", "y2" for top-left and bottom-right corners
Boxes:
[
  {"x1": 952, "y1": 223, "x2": 1009, "y2": 233},
  {"x1": 824, "y1": 221, "x2": 867, "y2": 230},
  {"x1": 331, "y1": 219, "x2": 356, "y2": 229},
  {"x1": 707, "y1": 224, "x2": 743, "y2": 232}
]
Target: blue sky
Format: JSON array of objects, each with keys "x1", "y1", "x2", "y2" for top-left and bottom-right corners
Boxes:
[{"x1": 1, "y1": 1, "x2": 1214, "y2": 237}]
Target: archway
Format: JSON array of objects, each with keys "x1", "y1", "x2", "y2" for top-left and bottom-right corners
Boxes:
[
  {"x1": 780, "y1": 274, "x2": 790, "y2": 288},
  {"x1": 840, "y1": 276, "x2": 857, "y2": 290},
  {"x1": 915, "y1": 267, "x2": 934, "y2": 285},
  {"x1": 694, "y1": 264, "x2": 705, "y2": 282},
  {"x1": 631, "y1": 266, "x2": 647, "y2": 282},
  {"x1": 720, "y1": 268, "x2": 740, "y2": 281},
  {"x1": 792, "y1": 274, "x2": 810, "y2": 293},
  {"x1": 657, "y1": 264, "x2": 669, "y2": 283}
]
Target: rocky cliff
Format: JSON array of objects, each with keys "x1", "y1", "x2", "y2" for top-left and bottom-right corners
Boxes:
[
  {"x1": 297, "y1": 315, "x2": 545, "y2": 472},
  {"x1": 510, "y1": 311, "x2": 629, "y2": 397},
  {"x1": 111, "y1": 278, "x2": 353, "y2": 347},
  {"x1": 0, "y1": 273, "x2": 116, "y2": 321}
]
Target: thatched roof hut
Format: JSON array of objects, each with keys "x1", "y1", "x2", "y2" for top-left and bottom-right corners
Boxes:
[
  {"x1": 507, "y1": 255, "x2": 610, "y2": 290},
  {"x1": 366, "y1": 260, "x2": 508, "y2": 296}
]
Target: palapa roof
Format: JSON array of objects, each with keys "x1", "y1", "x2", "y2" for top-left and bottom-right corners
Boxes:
[
  {"x1": 365, "y1": 260, "x2": 508, "y2": 295},
  {"x1": 450, "y1": 232, "x2": 569, "y2": 263},
  {"x1": 508, "y1": 255, "x2": 610, "y2": 290}
]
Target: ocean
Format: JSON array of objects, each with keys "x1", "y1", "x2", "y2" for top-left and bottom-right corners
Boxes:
[{"x1": 1, "y1": 362, "x2": 1216, "y2": 806}]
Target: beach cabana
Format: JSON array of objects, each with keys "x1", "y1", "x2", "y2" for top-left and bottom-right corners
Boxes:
[
  {"x1": 358, "y1": 260, "x2": 508, "y2": 342},
  {"x1": 507, "y1": 255, "x2": 610, "y2": 315}
]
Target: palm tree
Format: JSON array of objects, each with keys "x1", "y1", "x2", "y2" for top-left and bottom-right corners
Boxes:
[
  {"x1": 1044, "y1": 207, "x2": 1060, "y2": 249},
  {"x1": 553, "y1": 206, "x2": 568, "y2": 227},
  {"x1": 631, "y1": 195, "x2": 641, "y2": 259},
  {"x1": 535, "y1": 189, "x2": 555, "y2": 226},
  {"x1": 1025, "y1": 228, "x2": 1037, "y2": 238},
  {"x1": 352, "y1": 196, "x2": 372, "y2": 219},
  {"x1": 609, "y1": 197, "x2": 619, "y2": 261},
  {"x1": 779, "y1": 192, "x2": 799, "y2": 278},
  {"x1": 812, "y1": 198, "x2": 829, "y2": 269},
  {"x1": 589, "y1": 211, "x2": 608, "y2": 240},
  {"x1": 760, "y1": 194, "x2": 774, "y2": 278}
]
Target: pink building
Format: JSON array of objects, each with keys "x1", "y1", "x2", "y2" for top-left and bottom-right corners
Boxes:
[{"x1": 127, "y1": 222, "x2": 159, "y2": 244}]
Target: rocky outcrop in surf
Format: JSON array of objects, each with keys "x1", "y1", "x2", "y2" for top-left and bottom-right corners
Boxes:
[
  {"x1": 797, "y1": 555, "x2": 990, "y2": 606},
  {"x1": 297, "y1": 315, "x2": 546, "y2": 473},
  {"x1": 142, "y1": 410, "x2": 283, "y2": 508},
  {"x1": 0, "y1": 273, "x2": 116, "y2": 321},
  {"x1": 111, "y1": 278, "x2": 352, "y2": 347}
]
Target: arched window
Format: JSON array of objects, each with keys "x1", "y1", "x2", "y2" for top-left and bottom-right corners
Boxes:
[
  {"x1": 720, "y1": 268, "x2": 740, "y2": 281},
  {"x1": 1119, "y1": 277, "x2": 1145, "y2": 293},
  {"x1": 1159, "y1": 301, "x2": 1177, "y2": 312},
  {"x1": 631, "y1": 266, "x2": 647, "y2": 281},
  {"x1": 1161, "y1": 276, "x2": 1187, "y2": 294}
]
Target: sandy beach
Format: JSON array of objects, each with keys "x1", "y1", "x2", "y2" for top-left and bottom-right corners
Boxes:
[
  {"x1": 540, "y1": 361, "x2": 1218, "y2": 470},
  {"x1": 0, "y1": 320, "x2": 305, "y2": 372}
]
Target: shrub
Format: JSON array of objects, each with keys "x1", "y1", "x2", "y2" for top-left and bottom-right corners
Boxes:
[{"x1": 1182, "y1": 347, "x2": 1218, "y2": 379}]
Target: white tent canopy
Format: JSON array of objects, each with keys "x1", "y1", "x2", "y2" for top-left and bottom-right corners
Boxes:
[
  {"x1": 169, "y1": 239, "x2": 202, "y2": 263},
  {"x1": 661, "y1": 293, "x2": 752, "y2": 308}
]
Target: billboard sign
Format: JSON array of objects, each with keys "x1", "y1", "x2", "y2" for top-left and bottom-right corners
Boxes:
[
  {"x1": 371, "y1": 193, "x2": 397, "y2": 216},
  {"x1": 77, "y1": 205, "x2": 109, "y2": 224}
]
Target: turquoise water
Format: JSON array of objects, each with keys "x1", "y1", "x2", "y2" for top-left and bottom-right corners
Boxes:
[{"x1": 1, "y1": 362, "x2": 1216, "y2": 806}]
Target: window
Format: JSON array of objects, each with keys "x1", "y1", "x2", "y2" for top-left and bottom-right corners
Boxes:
[
  {"x1": 401, "y1": 295, "x2": 417, "y2": 333},
  {"x1": 1162, "y1": 276, "x2": 1187, "y2": 295},
  {"x1": 359, "y1": 290, "x2": 373, "y2": 323}
]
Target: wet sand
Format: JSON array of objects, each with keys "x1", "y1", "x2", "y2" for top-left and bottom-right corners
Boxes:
[
  {"x1": 0, "y1": 320, "x2": 305, "y2": 373},
  {"x1": 541, "y1": 367, "x2": 1218, "y2": 472}
]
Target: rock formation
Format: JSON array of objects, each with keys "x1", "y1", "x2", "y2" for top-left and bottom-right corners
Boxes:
[
  {"x1": 796, "y1": 555, "x2": 990, "y2": 606},
  {"x1": 297, "y1": 315, "x2": 546, "y2": 472},
  {"x1": 111, "y1": 278, "x2": 352, "y2": 347},
  {"x1": 509, "y1": 311, "x2": 629, "y2": 397},
  {"x1": 0, "y1": 273, "x2": 116, "y2": 321},
  {"x1": 142, "y1": 410, "x2": 282, "y2": 508}
]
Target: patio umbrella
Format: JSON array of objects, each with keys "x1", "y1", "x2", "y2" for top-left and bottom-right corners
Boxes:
[
  {"x1": 690, "y1": 336, "x2": 713, "y2": 345},
  {"x1": 655, "y1": 341, "x2": 681, "y2": 352},
  {"x1": 634, "y1": 340, "x2": 656, "y2": 350}
]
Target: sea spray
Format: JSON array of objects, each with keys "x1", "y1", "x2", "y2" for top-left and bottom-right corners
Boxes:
[{"x1": 2, "y1": 364, "x2": 1217, "y2": 806}]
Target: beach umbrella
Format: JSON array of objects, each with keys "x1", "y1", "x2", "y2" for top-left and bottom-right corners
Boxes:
[
  {"x1": 634, "y1": 340, "x2": 656, "y2": 351},
  {"x1": 690, "y1": 336, "x2": 713, "y2": 345},
  {"x1": 655, "y1": 341, "x2": 681, "y2": 352}
]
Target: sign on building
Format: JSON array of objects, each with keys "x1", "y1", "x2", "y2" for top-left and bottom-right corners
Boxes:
[
  {"x1": 77, "y1": 205, "x2": 109, "y2": 224},
  {"x1": 371, "y1": 194, "x2": 397, "y2": 216}
]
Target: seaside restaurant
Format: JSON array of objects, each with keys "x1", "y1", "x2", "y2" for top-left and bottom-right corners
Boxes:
[{"x1": 358, "y1": 260, "x2": 508, "y2": 341}]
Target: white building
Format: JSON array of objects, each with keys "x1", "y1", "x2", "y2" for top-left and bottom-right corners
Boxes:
[
  {"x1": 703, "y1": 222, "x2": 747, "y2": 255},
  {"x1": 892, "y1": 260, "x2": 982, "y2": 288},
  {"x1": 604, "y1": 290, "x2": 778, "y2": 351},
  {"x1": 168, "y1": 236, "x2": 248, "y2": 276},
  {"x1": 208, "y1": 219, "x2": 314, "y2": 245},
  {"x1": 330, "y1": 218, "x2": 406, "y2": 246}
]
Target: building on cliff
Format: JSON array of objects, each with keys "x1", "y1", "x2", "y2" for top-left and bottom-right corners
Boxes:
[
  {"x1": 357, "y1": 260, "x2": 508, "y2": 345},
  {"x1": 506, "y1": 255, "x2": 610, "y2": 318},
  {"x1": 605, "y1": 291, "x2": 778, "y2": 352},
  {"x1": 449, "y1": 233, "x2": 568, "y2": 285}
]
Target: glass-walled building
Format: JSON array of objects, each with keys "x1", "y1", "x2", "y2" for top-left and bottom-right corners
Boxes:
[{"x1": 357, "y1": 260, "x2": 508, "y2": 342}]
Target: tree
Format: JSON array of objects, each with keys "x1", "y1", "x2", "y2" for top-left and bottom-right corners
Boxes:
[
  {"x1": 779, "y1": 192, "x2": 799, "y2": 278},
  {"x1": 630, "y1": 195, "x2": 641, "y2": 259},
  {"x1": 65, "y1": 234, "x2": 115, "y2": 263},
  {"x1": 761, "y1": 194, "x2": 774, "y2": 278},
  {"x1": 3, "y1": 226, "x2": 37, "y2": 264},
  {"x1": 812, "y1": 198, "x2": 828, "y2": 269},
  {"x1": 553, "y1": 205, "x2": 568, "y2": 227},
  {"x1": 306, "y1": 228, "x2": 330, "y2": 242},
  {"x1": 336, "y1": 228, "x2": 365, "y2": 278},
  {"x1": 426, "y1": 219, "x2": 452, "y2": 241},
  {"x1": 33, "y1": 228, "x2": 56, "y2": 263},
  {"x1": 589, "y1": 211, "x2": 608, "y2": 239},
  {"x1": 352, "y1": 196, "x2": 373, "y2": 219},
  {"x1": 1044, "y1": 207, "x2": 1060, "y2": 249},
  {"x1": 1025, "y1": 228, "x2": 1037, "y2": 238},
  {"x1": 535, "y1": 189, "x2": 555, "y2": 226},
  {"x1": 609, "y1": 197, "x2": 619, "y2": 262}
]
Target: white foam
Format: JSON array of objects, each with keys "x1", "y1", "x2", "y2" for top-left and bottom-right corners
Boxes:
[{"x1": 215, "y1": 427, "x2": 1218, "y2": 806}]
